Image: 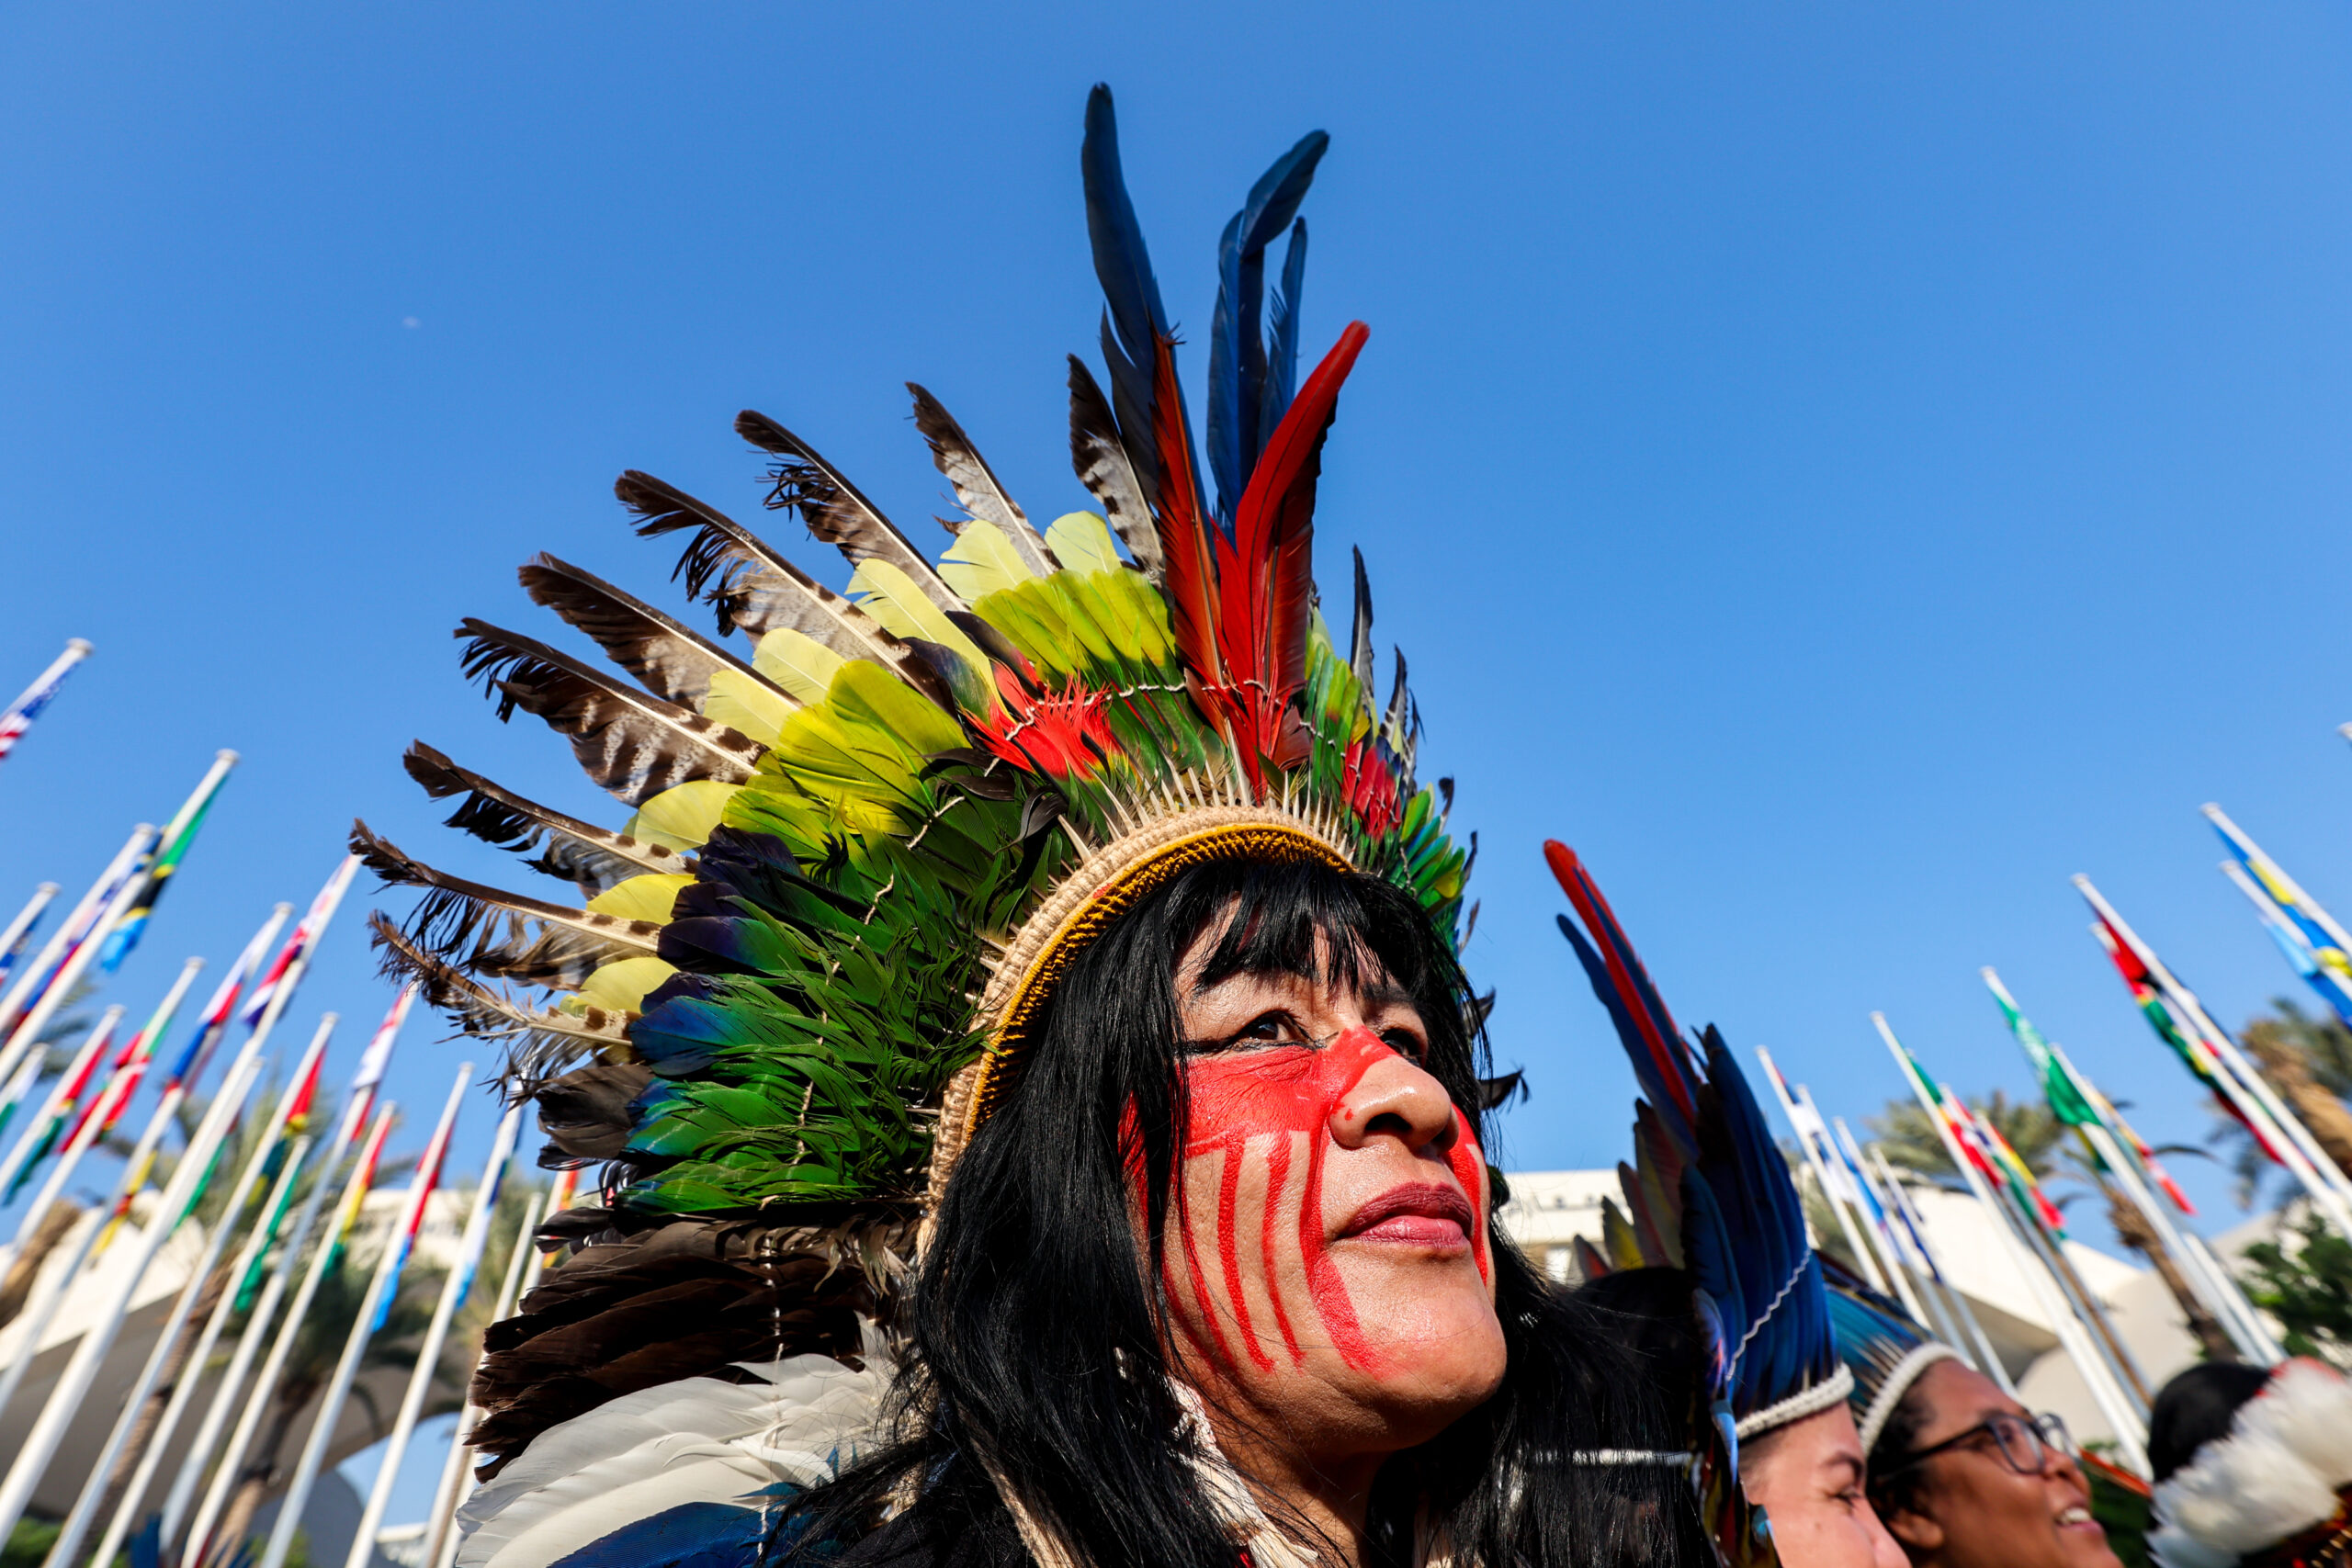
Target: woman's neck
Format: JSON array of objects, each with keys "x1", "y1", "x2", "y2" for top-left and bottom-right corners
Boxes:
[{"x1": 1206, "y1": 1405, "x2": 1387, "y2": 1568}]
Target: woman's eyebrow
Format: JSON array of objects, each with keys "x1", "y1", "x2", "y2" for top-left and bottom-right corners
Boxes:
[{"x1": 1356, "y1": 981, "x2": 1416, "y2": 1010}]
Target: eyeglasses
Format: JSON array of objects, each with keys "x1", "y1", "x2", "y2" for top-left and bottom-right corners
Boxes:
[{"x1": 1881, "y1": 1411, "x2": 2075, "y2": 1479}]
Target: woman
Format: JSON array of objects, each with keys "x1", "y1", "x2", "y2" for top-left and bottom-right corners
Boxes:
[
  {"x1": 2147, "y1": 1358, "x2": 2352, "y2": 1568},
  {"x1": 369, "y1": 79, "x2": 1709, "y2": 1568},
  {"x1": 800, "y1": 856, "x2": 1707, "y2": 1565},
  {"x1": 1860, "y1": 1351, "x2": 2122, "y2": 1568}
]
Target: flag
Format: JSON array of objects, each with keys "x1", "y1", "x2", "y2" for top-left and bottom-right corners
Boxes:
[
  {"x1": 172, "y1": 907, "x2": 290, "y2": 1094},
  {"x1": 448, "y1": 1107, "x2": 526, "y2": 1309},
  {"x1": 2208, "y1": 805, "x2": 2352, "y2": 1022},
  {"x1": 1983, "y1": 971, "x2": 2100, "y2": 1128},
  {"x1": 67, "y1": 958, "x2": 204, "y2": 1146},
  {"x1": 98, "y1": 753, "x2": 237, "y2": 973},
  {"x1": 237, "y1": 857, "x2": 359, "y2": 1031},
  {"x1": 334, "y1": 984, "x2": 414, "y2": 1151},
  {"x1": 368, "y1": 1078, "x2": 466, "y2": 1334},
  {"x1": 0, "y1": 1049, "x2": 44, "y2": 1145},
  {"x1": 320, "y1": 1105, "x2": 396, "y2": 1278},
  {"x1": 0, "y1": 886, "x2": 58, "y2": 997},
  {"x1": 0, "y1": 639, "x2": 91, "y2": 767}
]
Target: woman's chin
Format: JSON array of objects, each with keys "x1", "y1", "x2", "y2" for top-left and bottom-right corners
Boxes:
[{"x1": 1344, "y1": 1274, "x2": 1508, "y2": 1406}]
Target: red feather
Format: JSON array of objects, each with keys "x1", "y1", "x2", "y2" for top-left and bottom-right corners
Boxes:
[
  {"x1": 1216, "y1": 321, "x2": 1369, "y2": 784},
  {"x1": 1149, "y1": 333, "x2": 1222, "y2": 690},
  {"x1": 1544, "y1": 840, "x2": 1700, "y2": 1125}
]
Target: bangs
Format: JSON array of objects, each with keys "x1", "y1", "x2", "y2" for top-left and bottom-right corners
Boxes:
[{"x1": 1167, "y1": 858, "x2": 1444, "y2": 997}]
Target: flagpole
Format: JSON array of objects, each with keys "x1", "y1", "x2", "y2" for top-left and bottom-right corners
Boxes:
[
  {"x1": 43, "y1": 1124, "x2": 319, "y2": 1568},
  {"x1": 1826, "y1": 1114, "x2": 1933, "y2": 1325},
  {"x1": 2218, "y1": 857, "x2": 2352, "y2": 1016},
  {"x1": 345, "y1": 1102, "x2": 523, "y2": 1568},
  {"x1": 259, "y1": 1066, "x2": 471, "y2": 1568},
  {"x1": 2077, "y1": 876, "x2": 2352, "y2": 1232},
  {"x1": 1872, "y1": 1012, "x2": 2150, "y2": 1472},
  {"x1": 0, "y1": 1005, "x2": 125, "y2": 1243},
  {"x1": 1865, "y1": 1141, "x2": 2017, "y2": 1393},
  {"x1": 420, "y1": 1189, "x2": 543, "y2": 1568},
  {"x1": 0, "y1": 639, "x2": 93, "y2": 767},
  {"x1": 2205, "y1": 804, "x2": 2352, "y2": 956},
  {"x1": 1753, "y1": 1047, "x2": 1891, "y2": 1292},
  {"x1": 0, "y1": 1048, "x2": 46, "y2": 1146},
  {"x1": 0, "y1": 1044, "x2": 267, "y2": 1544},
  {"x1": 0, "y1": 824, "x2": 157, "y2": 1089},
  {"x1": 0, "y1": 883, "x2": 62, "y2": 994},
  {"x1": 173, "y1": 1107, "x2": 397, "y2": 1565},
  {"x1": 71, "y1": 1010, "x2": 338, "y2": 1568}
]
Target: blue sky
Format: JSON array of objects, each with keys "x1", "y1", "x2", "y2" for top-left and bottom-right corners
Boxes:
[{"x1": 7, "y1": 3, "x2": 2352, "y2": 1508}]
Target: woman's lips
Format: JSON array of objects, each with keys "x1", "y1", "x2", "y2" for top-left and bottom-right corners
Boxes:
[{"x1": 1341, "y1": 1181, "x2": 1476, "y2": 1247}]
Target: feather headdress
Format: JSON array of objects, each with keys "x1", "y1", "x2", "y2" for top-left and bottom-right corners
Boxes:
[
  {"x1": 1545, "y1": 841, "x2": 1848, "y2": 1567},
  {"x1": 370, "y1": 86, "x2": 1472, "y2": 1523},
  {"x1": 1826, "y1": 1286, "x2": 1959, "y2": 1457}
]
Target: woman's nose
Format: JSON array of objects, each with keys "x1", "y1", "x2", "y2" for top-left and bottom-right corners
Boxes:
[{"x1": 1329, "y1": 1029, "x2": 1459, "y2": 1154}]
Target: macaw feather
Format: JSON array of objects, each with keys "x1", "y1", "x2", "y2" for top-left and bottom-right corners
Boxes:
[
  {"x1": 752, "y1": 628, "x2": 850, "y2": 705},
  {"x1": 937, "y1": 521, "x2": 1037, "y2": 604}
]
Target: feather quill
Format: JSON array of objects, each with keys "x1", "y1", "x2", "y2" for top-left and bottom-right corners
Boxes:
[
  {"x1": 617, "y1": 471, "x2": 954, "y2": 711},
  {"x1": 906, "y1": 384, "x2": 1057, "y2": 575},
  {"x1": 352, "y1": 819, "x2": 662, "y2": 988},
  {"x1": 403, "y1": 741, "x2": 693, "y2": 893},
  {"x1": 457, "y1": 620, "x2": 763, "y2": 805},
  {"x1": 368, "y1": 915, "x2": 629, "y2": 1079},
  {"x1": 1208, "y1": 131, "x2": 1328, "y2": 519},
  {"x1": 518, "y1": 555, "x2": 787, "y2": 710},
  {"x1": 1065, "y1": 355, "x2": 1159, "y2": 576},
  {"x1": 734, "y1": 411, "x2": 963, "y2": 615}
]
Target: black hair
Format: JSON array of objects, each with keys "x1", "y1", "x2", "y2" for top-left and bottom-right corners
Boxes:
[
  {"x1": 2149, "y1": 1361, "x2": 2274, "y2": 1483},
  {"x1": 779, "y1": 855, "x2": 1711, "y2": 1566},
  {"x1": 1866, "y1": 1374, "x2": 1939, "y2": 1520}
]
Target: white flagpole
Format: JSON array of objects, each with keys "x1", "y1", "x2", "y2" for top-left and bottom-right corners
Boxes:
[
  {"x1": 0, "y1": 824, "x2": 160, "y2": 1090},
  {"x1": 1754, "y1": 1046, "x2": 1889, "y2": 1292},
  {"x1": 259, "y1": 1066, "x2": 471, "y2": 1568},
  {"x1": 1866, "y1": 1142, "x2": 2017, "y2": 1392},
  {"x1": 67, "y1": 1010, "x2": 336, "y2": 1568},
  {"x1": 175, "y1": 1107, "x2": 396, "y2": 1565},
  {"x1": 1826, "y1": 1114, "x2": 1934, "y2": 1325},
  {"x1": 0, "y1": 639, "x2": 93, "y2": 767},
  {"x1": 0, "y1": 1045, "x2": 266, "y2": 1544},
  {"x1": 345, "y1": 1103, "x2": 524, "y2": 1568},
  {"x1": 0, "y1": 1048, "x2": 47, "y2": 1145},
  {"x1": 0, "y1": 883, "x2": 62, "y2": 994},
  {"x1": 45, "y1": 1126, "x2": 318, "y2": 1568},
  {"x1": 0, "y1": 826, "x2": 152, "y2": 1066},
  {"x1": 1873, "y1": 1012, "x2": 2150, "y2": 1472},
  {"x1": 421, "y1": 1190, "x2": 543, "y2": 1568},
  {"x1": 83, "y1": 1118, "x2": 321, "y2": 1568}
]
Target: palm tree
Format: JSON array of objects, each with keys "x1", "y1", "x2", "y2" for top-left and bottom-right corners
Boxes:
[{"x1": 2223, "y1": 1001, "x2": 2352, "y2": 1206}]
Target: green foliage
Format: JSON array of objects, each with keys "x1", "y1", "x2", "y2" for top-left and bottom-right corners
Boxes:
[
  {"x1": 2239, "y1": 1210, "x2": 2352, "y2": 1362},
  {"x1": 1868, "y1": 1089, "x2": 2067, "y2": 1188},
  {"x1": 3, "y1": 1519, "x2": 60, "y2": 1568},
  {"x1": 2221, "y1": 1001, "x2": 2352, "y2": 1207}
]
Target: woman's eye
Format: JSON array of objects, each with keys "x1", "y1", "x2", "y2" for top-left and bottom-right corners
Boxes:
[
  {"x1": 1380, "y1": 1027, "x2": 1426, "y2": 1059},
  {"x1": 1231, "y1": 1011, "x2": 1297, "y2": 1044}
]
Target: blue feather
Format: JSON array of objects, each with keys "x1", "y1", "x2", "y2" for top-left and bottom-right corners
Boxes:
[
  {"x1": 547, "y1": 1498, "x2": 786, "y2": 1568},
  {"x1": 1259, "y1": 221, "x2": 1309, "y2": 463},
  {"x1": 1080, "y1": 85, "x2": 1183, "y2": 510},
  {"x1": 1207, "y1": 131, "x2": 1328, "y2": 521}
]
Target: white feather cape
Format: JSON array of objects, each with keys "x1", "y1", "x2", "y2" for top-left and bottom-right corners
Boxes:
[{"x1": 2152, "y1": 1359, "x2": 2352, "y2": 1568}]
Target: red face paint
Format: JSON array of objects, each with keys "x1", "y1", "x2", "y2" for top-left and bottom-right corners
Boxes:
[{"x1": 1162, "y1": 1026, "x2": 1487, "y2": 1377}]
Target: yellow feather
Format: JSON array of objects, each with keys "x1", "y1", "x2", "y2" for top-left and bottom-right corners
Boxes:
[
  {"x1": 702, "y1": 667, "x2": 795, "y2": 748},
  {"x1": 938, "y1": 521, "x2": 1035, "y2": 602},
  {"x1": 570, "y1": 953, "x2": 678, "y2": 1015},
  {"x1": 847, "y1": 558, "x2": 989, "y2": 670},
  {"x1": 623, "y1": 780, "x2": 739, "y2": 852},
  {"x1": 753, "y1": 627, "x2": 850, "y2": 705},
  {"x1": 1045, "y1": 511, "x2": 1124, "y2": 577},
  {"x1": 585, "y1": 872, "x2": 696, "y2": 922}
]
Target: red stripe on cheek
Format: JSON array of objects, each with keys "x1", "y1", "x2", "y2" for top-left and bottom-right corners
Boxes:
[
  {"x1": 1300, "y1": 1127, "x2": 1375, "y2": 1371},
  {"x1": 1214, "y1": 1131, "x2": 1272, "y2": 1371},
  {"x1": 1447, "y1": 1108, "x2": 1491, "y2": 1283},
  {"x1": 1170, "y1": 1157, "x2": 1242, "y2": 1376},
  {"x1": 1260, "y1": 1134, "x2": 1303, "y2": 1362}
]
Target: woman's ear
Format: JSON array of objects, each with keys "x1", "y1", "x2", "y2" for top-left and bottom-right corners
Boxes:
[{"x1": 1883, "y1": 1501, "x2": 1943, "y2": 1556}]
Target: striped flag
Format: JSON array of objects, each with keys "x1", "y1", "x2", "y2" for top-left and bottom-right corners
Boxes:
[
  {"x1": 0, "y1": 886, "x2": 58, "y2": 998},
  {"x1": 2, "y1": 1008, "x2": 123, "y2": 1201},
  {"x1": 334, "y1": 983, "x2": 415, "y2": 1151},
  {"x1": 2207, "y1": 806, "x2": 2352, "y2": 1026},
  {"x1": 238, "y1": 855, "x2": 359, "y2": 1031},
  {"x1": 173, "y1": 905, "x2": 292, "y2": 1093},
  {"x1": 0, "y1": 640, "x2": 91, "y2": 767},
  {"x1": 97, "y1": 751, "x2": 237, "y2": 973},
  {"x1": 370, "y1": 1084, "x2": 464, "y2": 1334},
  {"x1": 66, "y1": 956, "x2": 205, "y2": 1146}
]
